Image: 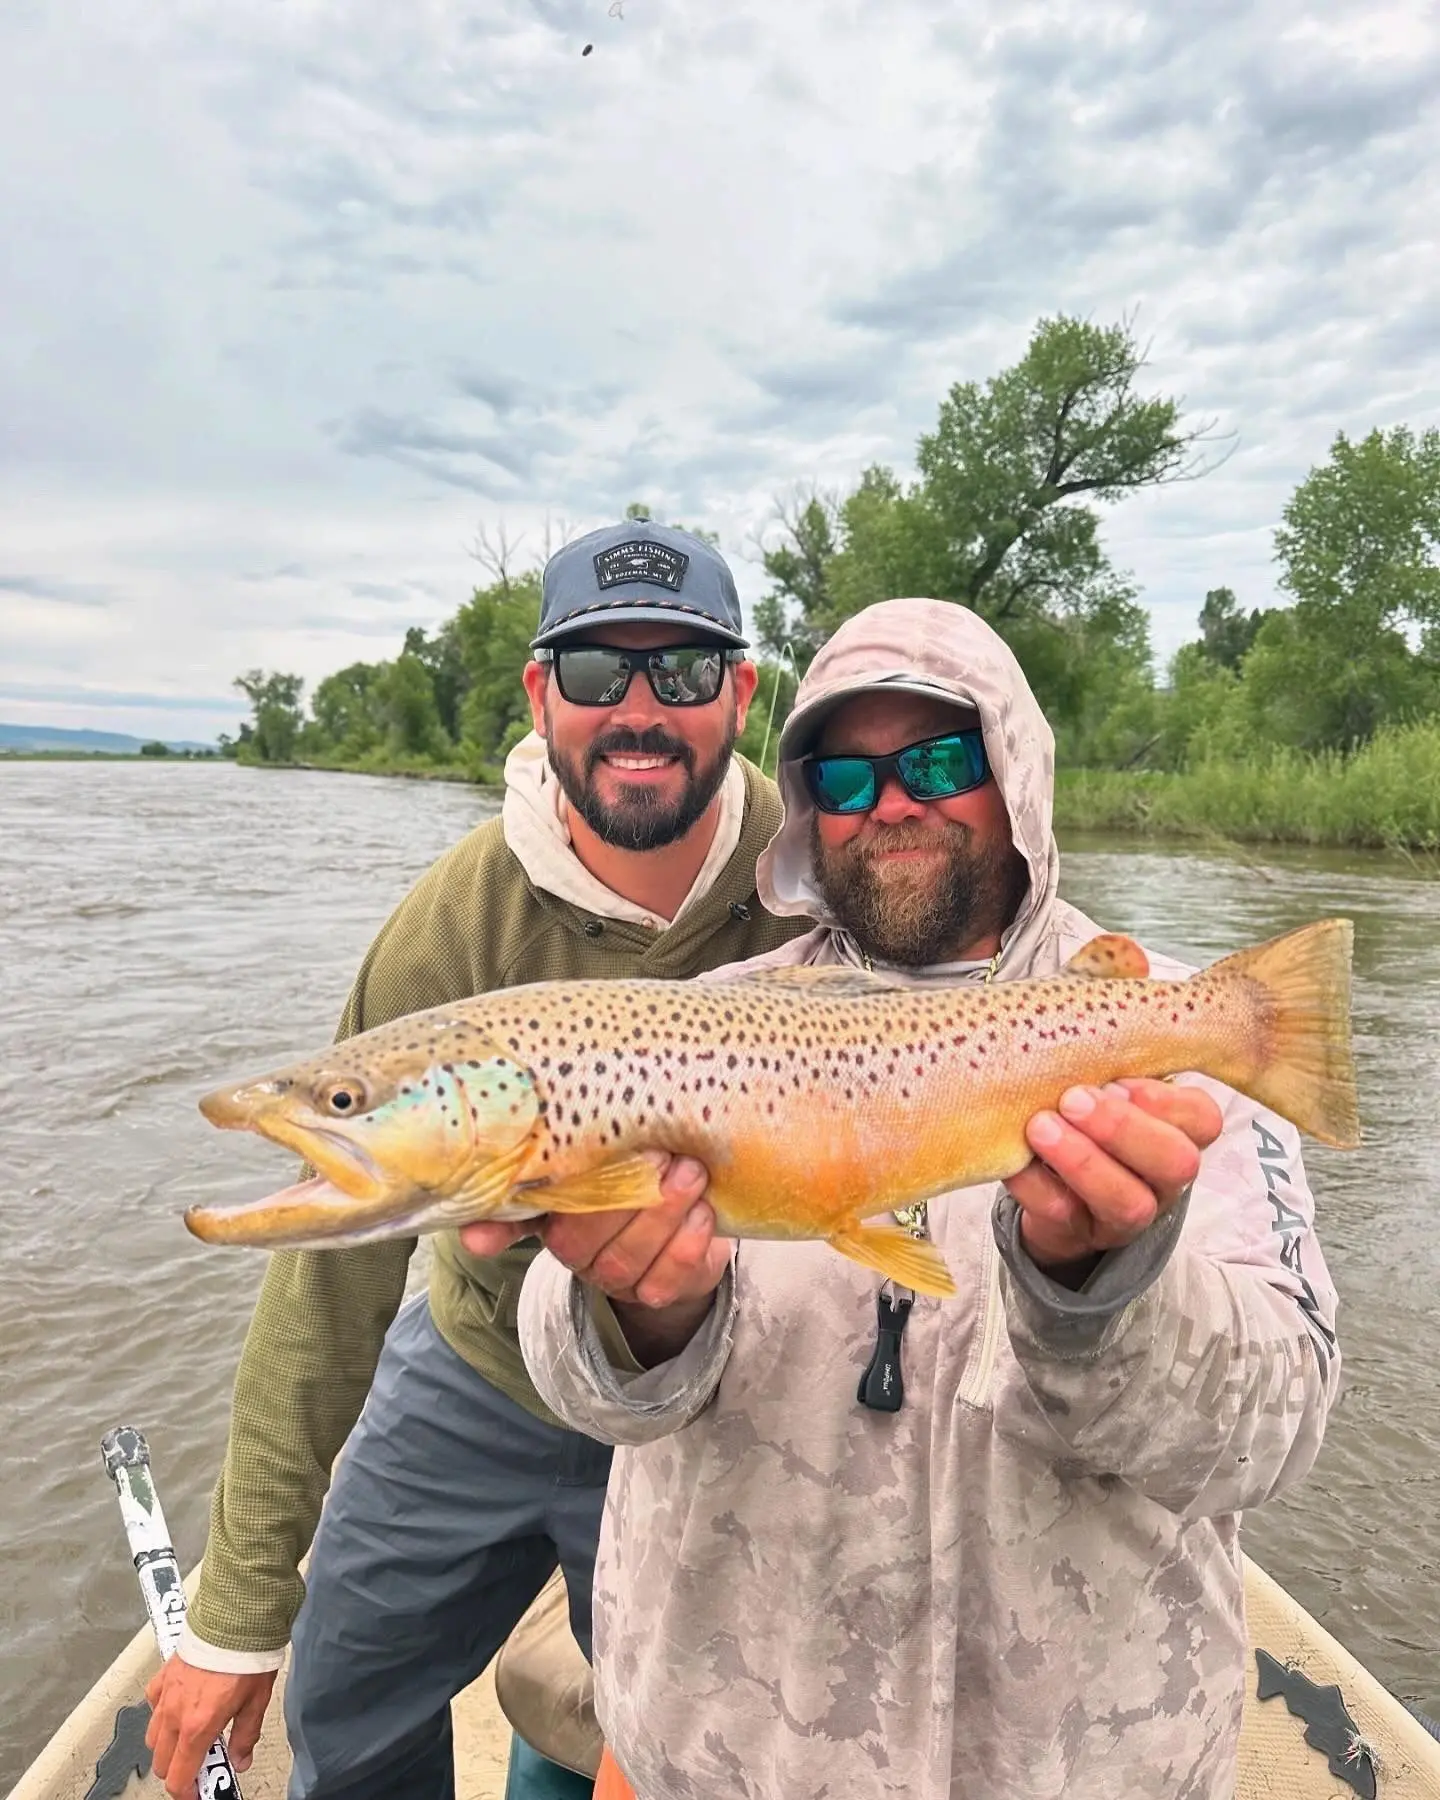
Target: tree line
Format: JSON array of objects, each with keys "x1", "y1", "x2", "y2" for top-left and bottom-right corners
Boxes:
[{"x1": 227, "y1": 315, "x2": 1440, "y2": 782}]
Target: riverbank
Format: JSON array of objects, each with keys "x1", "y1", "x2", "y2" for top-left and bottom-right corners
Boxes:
[
  {"x1": 277, "y1": 753, "x2": 482, "y2": 785},
  {"x1": 20, "y1": 724, "x2": 1440, "y2": 854},
  {"x1": 1055, "y1": 720, "x2": 1440, "y2": 853}
]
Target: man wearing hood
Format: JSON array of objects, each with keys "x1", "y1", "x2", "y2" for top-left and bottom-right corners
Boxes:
[{"x1": 491, "y1": 598, "x2": 1342, "y2": 1798}]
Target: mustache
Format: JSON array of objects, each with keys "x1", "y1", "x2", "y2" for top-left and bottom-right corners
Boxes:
[
  {"x1": 585, "y1": 726, "x2": 696, "y2": 777},
  {"x1": 848, "y1": 820, "x2": 971, "y2": 861}
]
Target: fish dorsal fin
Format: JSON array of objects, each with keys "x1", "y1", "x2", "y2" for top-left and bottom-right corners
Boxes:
[
  {"x1": 729, "y1": 963, "x2": 906, "y2": 996},
  {"x1": 1062, "y1": 934, "x2": 1150, "y2": 980}
]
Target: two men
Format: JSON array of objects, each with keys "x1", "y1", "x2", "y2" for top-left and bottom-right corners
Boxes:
[
  {"x1": 145, "y1": 522, "x2": 808, "y2": 1799},
  {"x1": 501, "y1": 598, "x2": 1341, "y2": 1798}
]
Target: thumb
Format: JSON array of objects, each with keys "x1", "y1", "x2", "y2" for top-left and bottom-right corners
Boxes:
[{"x1": 228, "y1": 1680, "x2": 275, "y2": 1771}]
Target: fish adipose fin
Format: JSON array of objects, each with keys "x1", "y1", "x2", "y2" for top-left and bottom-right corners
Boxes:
[
  {"x1": 1062, "y1": 934, "x2": 1151, "y2": 979},
  {"x1": 828, "y1": 1224, "x2": 957, "y2": 1298},
  {"x1": 526, "y1": 1155, "x2": 666, "y2": 1215},
  {"x1": 1205, "y1": 917, "x2": 1360, "y2": 1150}
]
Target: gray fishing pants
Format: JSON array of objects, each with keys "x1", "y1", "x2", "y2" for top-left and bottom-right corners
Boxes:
[{"x1": 284, "y1": 1293, "x2": 612, "y2": 1800}]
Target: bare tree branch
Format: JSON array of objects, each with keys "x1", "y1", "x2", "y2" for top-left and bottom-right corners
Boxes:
[{"x1": 468, "y1": 521, "x2": 528, "y2": 595}]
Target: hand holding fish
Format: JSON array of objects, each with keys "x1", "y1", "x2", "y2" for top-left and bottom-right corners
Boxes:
[
  {"x1": 1008, "y1": 1077, "x2": 1223, "y2": 1280},
  {"x1": 462, "y1": 1151, "x2": 733, "y2": 1365}
]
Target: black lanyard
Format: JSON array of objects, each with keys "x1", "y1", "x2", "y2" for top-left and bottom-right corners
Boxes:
[{"x1": 856, "y1": 1285, "x2": 914, "y2": 1412}]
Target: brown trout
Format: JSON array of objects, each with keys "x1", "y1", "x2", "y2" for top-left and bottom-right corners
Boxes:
[{"x1": 186, "y1": 918, "x2": 1358, "y2": 1298}]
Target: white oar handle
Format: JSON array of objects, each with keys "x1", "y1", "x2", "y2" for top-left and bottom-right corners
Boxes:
[{"x1": 100, "y1": 1426, "x2": 244, "y2": 1800}]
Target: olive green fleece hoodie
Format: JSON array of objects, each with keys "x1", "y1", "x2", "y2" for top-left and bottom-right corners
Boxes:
[{"x1": 184, "y1": 747, "x2": 805, "y2": 1659}]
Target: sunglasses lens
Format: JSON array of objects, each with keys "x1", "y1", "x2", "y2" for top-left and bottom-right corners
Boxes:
[
  {"x1": 648, "y1": 648, "x2": 724, "y2": 704},
  {"x1": 898, "y1": 731, "x2": 988, "y2": 799},
  {"x1": 555, "y1": 648, "x2": 632, "y2": 706},
  {"x1": 553, "y1": 645, "x2": 727, "y2": 706},
  {"x1": 807, "y1": 757, "x2": 877, "y2": 814}
]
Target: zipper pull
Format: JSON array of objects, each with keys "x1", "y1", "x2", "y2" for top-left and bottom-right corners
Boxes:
[{"x1": 857, "y1": 1287, "x2": 914, "y2": 1413}]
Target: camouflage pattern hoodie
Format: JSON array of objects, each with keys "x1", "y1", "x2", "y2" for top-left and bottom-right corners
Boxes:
[{"x1": 519, "y1": 599, "x2": 1342, "y2": 1799}]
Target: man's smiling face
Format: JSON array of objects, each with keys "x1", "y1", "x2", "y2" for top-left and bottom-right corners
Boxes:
[
  {"x1": 807, "y1": 689, "x2": 1028, "y2": 965},
  {"x1": 524, "y1": 622, "x2": 756, "y2": 852}
]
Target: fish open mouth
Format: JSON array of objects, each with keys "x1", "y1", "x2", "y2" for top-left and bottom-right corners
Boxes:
[{"x1": 183, "y1": 1174, "x2": 427, "y2": 1248}]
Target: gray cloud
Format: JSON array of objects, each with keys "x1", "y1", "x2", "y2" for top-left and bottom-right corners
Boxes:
[
  {"x1": 1, "y1": 0, "x2": 1438, "y2": 741},
  {"x1": 0, "y1": 680, "x2": 240, "y2": 712},
  {"x1": 241, "y1": 563, "x2": 310, "y2": 583},
  {"x1": 0, "y1": 575, "x2": 118, "y2": 608},
  {"x1": 328, "y1": 406, "x2": 547, "y2": 490}
]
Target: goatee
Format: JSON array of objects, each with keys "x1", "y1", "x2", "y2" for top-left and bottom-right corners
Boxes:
[
  {"x1": 810, "y1": 815, "x2": 1028, "y2": 967},
  {"x1": 548, "y1": 712, "x2": 736, "y2": 853}
]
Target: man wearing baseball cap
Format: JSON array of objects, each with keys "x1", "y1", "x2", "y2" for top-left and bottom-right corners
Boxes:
[{"x1": 144, "y1": 521, "x2": 808, "y2": 1800}]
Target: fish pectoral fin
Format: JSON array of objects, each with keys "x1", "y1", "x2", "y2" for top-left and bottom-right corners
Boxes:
[
  {"x1": 1061, "y1": 933, "x2": 1150, "y2": 980},
  {"x1": 730, "y1": 963, "x2": 904, "y2": 994},
  {"x1": 434, "y1": 1140, "x2": 537, "y2": 1221},
  {"x1": 828, "y1": 1224, "x2": 957, "y2": 1299},
  {"x1": 526, "y1": 1155, "x2": 666, "y2": 1216}
]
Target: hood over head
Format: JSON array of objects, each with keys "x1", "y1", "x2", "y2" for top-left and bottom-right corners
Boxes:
[{"x1": 756, "y1": 598, "x2": 1059, "y2": 977}]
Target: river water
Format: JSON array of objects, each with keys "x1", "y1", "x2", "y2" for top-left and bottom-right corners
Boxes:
[{"x1": 1, "y1": 761, "x2": 1436, "y2": 1787}]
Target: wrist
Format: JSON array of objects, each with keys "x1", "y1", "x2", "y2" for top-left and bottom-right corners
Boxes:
[
  {"x1": 611, "y1": 1290, "x2": 718, "y2": 1368},
  {"x1": 1018, "y1": 1220, "x2": 1105, "y2": 1289}
]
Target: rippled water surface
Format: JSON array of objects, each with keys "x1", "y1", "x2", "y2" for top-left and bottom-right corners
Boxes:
[{"x1": 2, "y1": 765, "x2": 1437, "y2": 1786}]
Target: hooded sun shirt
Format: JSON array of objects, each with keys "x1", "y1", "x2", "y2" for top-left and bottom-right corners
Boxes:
[{"x1": 520, "y1": 599, "x2": 1342, "y2": 1800}]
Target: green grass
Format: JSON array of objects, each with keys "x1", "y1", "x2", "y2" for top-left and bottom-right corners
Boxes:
[
  {"x1": 234, "y1": 750, "x2": 484, "y2": 785},
  {"x1": 1056, "y1": 720, "x2": 1440, "y2": 851}
]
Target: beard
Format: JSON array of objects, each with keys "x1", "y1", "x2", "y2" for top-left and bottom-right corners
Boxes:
[
  {"x1": 547, "y1": 706, "x2": 737, "y2": 852},
  {"x1": 809, "y1": 814, "x2": 1029, "y2": 967}
]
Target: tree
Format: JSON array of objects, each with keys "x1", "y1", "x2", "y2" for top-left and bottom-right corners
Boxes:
[
  {"x1": 1245, "y1": 426, "x2": 1440, "y2": 749},
  {"x1": 139, "y1": 739, "x2": 170, "y2": 757},
  {"x1": 233, "y1": 670, "x2": 305, "y2": 763},
  {"x1": 402, "y1": 624, "x2": 468, "y2": 742},
  {"x1": 374, "y1": 653, "x2": 450, "y2": 759},
  {"x1": 1196, "y1": 587, "x2": 1270, "y2": 671},
  {"x1": 754, "y1": 488, "x2": 845, "y2": 667},
  {"x1": 453, "y1": 572, "x2": 544, "y2": 771},
  {"x1": 761, "y1": 316, "x2": 1214, "y2": 651},
  {"x1": 752, "y1": 315, "x2": 1215, "y2": 744},
  {"x1": 307, "y1": 661, "x2": 386, "y2": 758}
]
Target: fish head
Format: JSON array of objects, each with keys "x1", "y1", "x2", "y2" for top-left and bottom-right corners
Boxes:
[{"x1": 186, "y1": 1014, "x2": 542, "y2": 1247}]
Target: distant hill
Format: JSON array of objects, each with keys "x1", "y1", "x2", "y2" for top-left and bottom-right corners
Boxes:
[{"x1": 0, "y1": 723, "x2": 219, "y2": 754}]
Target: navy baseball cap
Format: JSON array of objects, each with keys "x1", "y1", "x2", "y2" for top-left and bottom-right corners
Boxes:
[{"x1": 531, "y1": 520, "x2": 748, "y2": 651}]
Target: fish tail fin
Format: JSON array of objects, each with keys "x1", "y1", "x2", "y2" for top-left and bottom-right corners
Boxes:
[
  {"x1": 828, "y1": 1224, "x2": 957, "y2": 1299},
  {"x1": 1206, "y1": 918, "x2": 1360, "y2": 1149}
]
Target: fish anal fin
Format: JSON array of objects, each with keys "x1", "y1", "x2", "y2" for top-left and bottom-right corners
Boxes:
[
  {"x1": 1062, "y1": 934, "x2": 1150, "y2": 980},
  {"x1": 828, "y1": 1224, "x2": 957, "y2": 1298},
  {"x1": 525, "y1": 1155, "x2": 666, "y2": 1216}
]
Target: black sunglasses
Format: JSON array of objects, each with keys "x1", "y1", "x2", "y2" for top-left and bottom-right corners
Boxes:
[
  {"x1": 535, "y1": 642, "x2": 743, "y2": 708},
  {"x1": 802, "y1": 728, "x2": 990, "y2": 814}
]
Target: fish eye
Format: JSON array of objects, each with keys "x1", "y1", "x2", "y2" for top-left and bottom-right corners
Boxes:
[{"x1": 321, "y1": 1080, "x2": 368, "y2": 1115}]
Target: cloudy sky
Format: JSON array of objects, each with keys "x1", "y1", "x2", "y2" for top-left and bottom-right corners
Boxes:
[{"x1": 3, "y1": 0, "x2": 1437, "y2": 742}]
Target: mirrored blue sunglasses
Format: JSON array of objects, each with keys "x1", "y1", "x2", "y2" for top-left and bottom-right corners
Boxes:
[{"x1": 801, "y1": 728, "x2": 989, "y2": 814}]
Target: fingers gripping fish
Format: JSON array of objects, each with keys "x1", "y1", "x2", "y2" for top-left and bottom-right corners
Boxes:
[{"x1": 186, "y1": 918, "x2": 1360, "y2": 1298}]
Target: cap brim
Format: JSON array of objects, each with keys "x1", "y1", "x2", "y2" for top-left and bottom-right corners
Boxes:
[
  {"x1": 779, "y1": 677, "x2": 981, "y2": 761},
  {"x1": 532, "y1": 603, "x2": 748, "y2": 651}
]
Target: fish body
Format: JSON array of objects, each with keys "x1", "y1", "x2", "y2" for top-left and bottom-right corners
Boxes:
[{"x1": 187, "y1": 918, "x2": 1359, "y2": 1297}]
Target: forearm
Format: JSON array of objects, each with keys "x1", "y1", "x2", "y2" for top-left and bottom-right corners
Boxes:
[
  {"x1": 187, "y1": 1239, "x2": 413, "y2": 1651},
  {"x1": 995, "y1": 1198, "x2": 1338, "y2": 1516}
]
